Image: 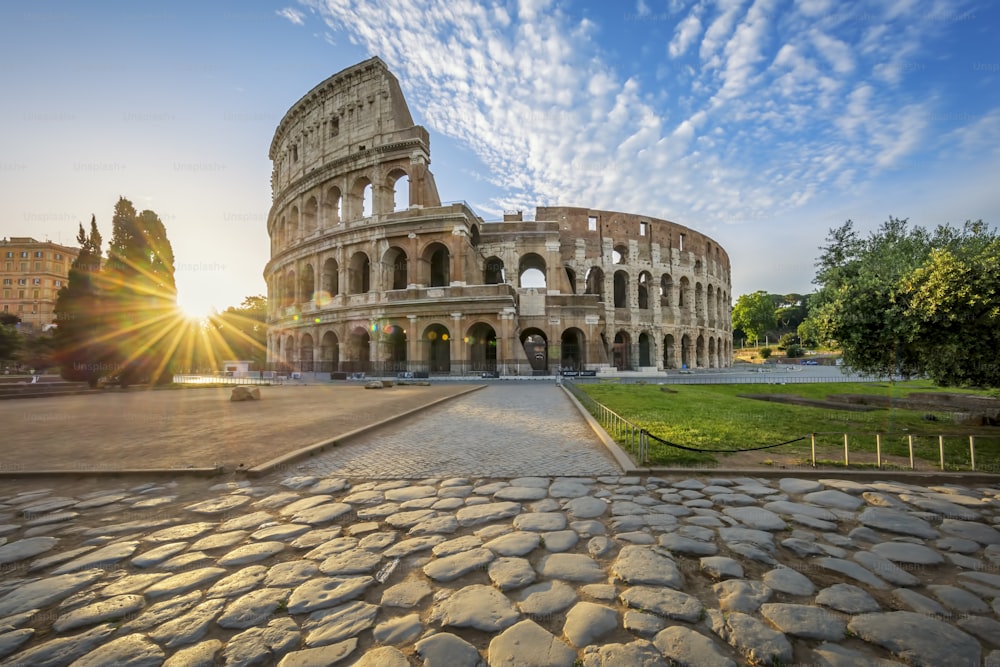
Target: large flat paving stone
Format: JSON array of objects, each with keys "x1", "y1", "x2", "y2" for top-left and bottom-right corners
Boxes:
[
  {"x1": 848, "y1": 611, "x2": 981, "y2": 666},
  {"x1": 488, "y1": 619, "x2": 576, "y2": 667}
]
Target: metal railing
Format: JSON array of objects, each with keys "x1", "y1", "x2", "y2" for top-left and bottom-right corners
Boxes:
[
  {"x1": 565, "y1": 380, "x2": 650, "y2": 463},
  {"x1": 172, "y1": 374, "x2": 285, "y2": 386}
]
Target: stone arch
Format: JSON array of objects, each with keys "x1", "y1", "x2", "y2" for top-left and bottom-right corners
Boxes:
[
  {"x1": 303, "y1": 196, "x2": 318, "y2": 236},
  {"x1": 300, "y1": 263, "x2": 315, "y2": 304},
  {"x1": 560, "y1": 327, "x2": 586, "y2": 370},
  {"x1": 321, "y1": 330, "x2": 339, "y2": 372},
  {"x1": 564, "y1": 266, "x2": 577, "y2": 295},
  {"x1": 467, "y1": 322, "x2": 497, "y2": 372},
  {"x1": 300, "y1": 333, "x2": 314, "y2": 371},
  {"x1": 382, "y1": 246, "x2": 408, "y2": 290},
  {"x1": 348, "y1": 251, "x2": 370, "y2": 294},
  {"x1": 638, "y1": 332, "x2": 652, "y2": 367},
  {"x1": 638, "y1": 272, "x2": 652, "y2": 310},
  {"x1": 288, "y1": 206, "x2": 299, "y2": 244},
  {"x1": 613, "y1": 330, "x2": 632, "y2": 371},
  {"x1": 696, "y1": 334, "x2": 706, "y2": 368},
  {"x1": 284, "y1": 268, "x2": 296, "y2": 306},
  {"x1": 424, "y1": 323, "x2": 451, "y2": 373},
  {"x1": 518, "y1": 253, "x2": 547, "y2": 289},
  {"x1": 484, "y1": 256, "x2": 505, "y2": 284},
  {"x1": 387, "y1": 168, "x2": 410, "y2": 212},
  {"x1": 679, "y1": 276, "x2": 690, "y2": 311},
  {"x1": 324, "y1": 186, "x2": 342, "y2": 226},
  {"x1": 613, "y1": 270, "x2": 629, "y2": 309},
  {"x1": 351, "y1": 176, "x2": 373, "y2": 219},
  {"x1": 382, "y1": 322, "x2": 407, "y2": 371},
  {"x1": 277, "y1": 217, "x2": 286, "y2": 249},
  {"x1": 695, "y1": 282, "x2": 705, "y2": 326},
  {"x1": 707, "y1": 284, "x2": 716, "y2": 328},
  {"x1": 321, "y1": 258, "x2": 339, "y2": 301},
  {"x1": 423, "y1": 242, "x2": 450, "y2": 287},
  {"x1": 284, "y1": 335, "x2": 296, "y2": 371},
  {"x1": 345, "y1": 326, "x2": 370, "y2": 373},
  {"x1": 469, "y1": 224, "x2": 480, "y2": 247},
  {"x1": 520, "y1": 327, "x2": 548, "y2": 373},
  {"x1": 663, "y1": 334, "x2": 675, "y2": 368},
  {"x1": 681, "y1": 333, "x2": 692, "y2": 369},
  {"x1": 585, "y1": 266, "x2": 604, "y2": 301},
  {"x1": 709, "y1": 337, "x2": 716, "y2": 368},
  {"x1": 660, "y1": 273, "x2": 673, "y2": 308}
]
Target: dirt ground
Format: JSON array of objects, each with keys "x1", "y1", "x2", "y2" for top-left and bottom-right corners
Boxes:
[{"x1": 0, "y1": 383, "x2": 475, "y2": 474}]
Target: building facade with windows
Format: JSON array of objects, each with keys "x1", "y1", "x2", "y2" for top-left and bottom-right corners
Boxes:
[
  {"x1": 264, "y1": 58, "x2": 732, "y2": 375},
  {"x1": 0, "y1": 237, "x2": 79, "y2": 334}
]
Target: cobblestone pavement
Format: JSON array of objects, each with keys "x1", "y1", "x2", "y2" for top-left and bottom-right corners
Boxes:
[
  {"x1": 297, "y1": 383, "x2": 621, "y2": 478},
  {"x1": 2, "y1": 469, "x2": 1000, "y2": 666}
]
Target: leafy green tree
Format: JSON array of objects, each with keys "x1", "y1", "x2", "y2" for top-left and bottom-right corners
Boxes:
[
  {"x1": 54, "y1": 217, "x2": 107, "y2": 387},
  {"x1": 759, "y1": 346, "x2": 772, "y2": 359},
  {"x1": 732, "y1": 291, "x2": 777, "y2": 344},
  {"x1": 210, "y1": 295, "x2": 268, "y2": 367},
  {"x1": 0, "y1": 322, "x2": 21, "y2": 364},
  {"x1": 805, "y1": 217, "x2": 999, "y2": 385},
  {"x1": 101, "y1": 198, "x2": 178, "y2": 386}
]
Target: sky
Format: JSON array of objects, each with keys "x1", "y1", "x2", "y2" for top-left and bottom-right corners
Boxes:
[{"x1": 1, "y1": 0, "x2": 998, "y2": 317}]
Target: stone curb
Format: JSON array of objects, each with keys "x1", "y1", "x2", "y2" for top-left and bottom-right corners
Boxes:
[
  {"x1": 560, "y1": 384, "x2": 635, "y2": 473},
  {"x1": 243, "y1": 384, "x2": 488, "y2": 477},
  {"x1": 0, "y1": 466, "x2": 222, "y2": 479}
]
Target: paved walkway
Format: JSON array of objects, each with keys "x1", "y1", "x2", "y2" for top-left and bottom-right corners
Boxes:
[{"x1": 298, "y1": 383, "x2": 621, "y2": 478}]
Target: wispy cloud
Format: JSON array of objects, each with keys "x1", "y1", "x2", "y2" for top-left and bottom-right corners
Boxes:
[
  {"x1": 276, "y1": 7, "x2": 306, "y2": 25},
  {"x1": 301, "y1": 0, "x2": 987, "y2": 228}
]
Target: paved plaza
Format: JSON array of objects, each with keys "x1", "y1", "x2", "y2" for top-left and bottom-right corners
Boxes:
[{"x1": 0, "y1": 382, "x2": 999, "y2": 665}]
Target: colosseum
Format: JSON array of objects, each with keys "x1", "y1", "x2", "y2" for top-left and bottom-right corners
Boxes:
[{"x1": 264, "y1": 57, "x2": 732, "y2": 377}]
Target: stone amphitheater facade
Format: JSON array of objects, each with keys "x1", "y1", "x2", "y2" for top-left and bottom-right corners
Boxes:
[{"x1": 264, "y1": 57, "x2": 732, "y2": 376}]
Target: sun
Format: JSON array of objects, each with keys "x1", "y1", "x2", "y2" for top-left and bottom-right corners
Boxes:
[{"x1": 175, "y1": 296, "x2": 217, "y2": 322}]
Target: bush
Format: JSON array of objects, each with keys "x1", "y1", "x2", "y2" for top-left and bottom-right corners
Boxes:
[
  {"x1": 760, "y1": 347, "x2": 773, "y2": 359},
  {"x1": 785, "y1": 344, "x2": 804, "y2": 358}
]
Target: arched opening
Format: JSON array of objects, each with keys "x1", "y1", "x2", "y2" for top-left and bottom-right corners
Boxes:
[
  {"x1": 613, "y1": 331, "x2": 632, "y2": 371},
  {"x1": 299, "y1": 264, "x2": 315, "y2": 305},
  {"x1": 520, "y1": 328, "x2": 548, "y2": 373},
  {"x1": 613, "y1": 271, "x2": 629, "y2": 309},
  {"x1": 345, "y1": 327, "x2": 370, "y2": 374},
  {"x1": 696, "y1": 334, "x2": 706, "y2": 368},
  {"x1": 695, "y1": 282, "x2": 705, "y2": 326},
  {"x1": 283, "y1": 335, "x2": 296, "y2": 373},
  {"x1": 695, "y1": 259, "x2": 703, "y2": 273},
  {"x1": 288, "y1": 207, "x2": 300, "y2": 245},
  {"x1": 484, "y1": 256, "x2": 505, "y2": 285},
  {"x1": 277, "y1": 218, "x2": 286, "y2": 249},
  {"x1": 321, "y1": 331, "x2": 339, "y2": 373},
  {"x1": 561, "y1": 327, "x2": 586, "y2": 371},
  {"x1": 383, "y1": 247, "x2": 408, "y2": 290},
  {"x1": 663, "y1": 334, "x2": 675, "y2": 368},
  {"x1": 348, "y1": 252, "x2": 370, "y2": 294},
  {"x1": 564, "y1": 267, "x2": 577, "y2": 294},
  {"x1": 388, "y1": 169, "x2": 409, "y2": 212},
  {"x1": 284, "y1": 269, "x2": 296, "y2": 307},
  {"x1": 324, "y1": 186, "x2": 342, "y2": 226},
  {"x1": 321, "y1": 258, "x2": 339, "y2": 305},
  {"x1": 707, "y1": 285, "x2": 715, "y2": 327},
  {"x1": 300, "y1": 333, "x2": 314, "y2": 372},
  {"x1": 638, "y1": 332, "x2": 651, "y2": 366},
  {"x1": 382, "y1": 323, "x2": 407, "y2": 372},
  {"x1": 424, "y1": 323, "x2": 451, "y2": 373},
  {"x1": 612, "y1": 244, "x2": 627, "y2": 264},
  {"x1": 660, "y1": 274, "x2": 673, "y2": 308},
  {"x1": 518, "y1": 253, "x2": 547, "y2": 289},
  {"x1": 679, "y1": 277, "x2": 690, "y2": 311},
  {"x1": 467, "y1": 322, "x2": 497, "y2": 372},
  {"x1": 424, "y1": 243, "x2": 450, "y2": 287},
  {"x1": 362, "y1": 182, "x2": 374, "y2": 218},
  {"x1": 351, "y1": 177, "x2": 372, "y2": 220},
  {"x1": 638, "y1": 272, "x2": 652, "y2": 310},
  {"x1": 585, "y1": 267, "x2": 604, "y2": 301},
  {"x1": 470, "y1": 225, "x2": 480, "y2": 247},
  {"x1": 680, "y1": 334, "x2": 692, "y2": 369},
  {"x1": 303, "y1": 197, "x2": 318, "y2": 236},
  {"x1": 709, "y1": 337, "x2": 717, "y2": 368}
]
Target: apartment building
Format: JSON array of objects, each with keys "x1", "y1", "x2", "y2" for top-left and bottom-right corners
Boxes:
[{"x1": 0, "y1": 236, "x2": 79, "y2": 334}]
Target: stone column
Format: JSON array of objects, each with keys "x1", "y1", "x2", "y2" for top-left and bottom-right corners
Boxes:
[
  {"x1": 450, "y1": 312, "x2": 464, "y2": 374},
  {"x1": 407, "y1": 315, "x2": 419, "y2": 371}
]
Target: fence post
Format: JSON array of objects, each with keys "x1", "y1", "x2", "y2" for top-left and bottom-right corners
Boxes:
[
  {"x1": 843, "y1": 433, "x2": 849, "y2": 467},
  {"x1": 876, "y1": 433, "x2": 882, "y2": 469},
  {"x1": 970, "y1": 435, "x2": 976, "y2": 472},
  {"x1": 908, "y1": 434, "x2": 914, "y2": 470},
  {"x1": 810, "y1": 433, "x2": 816, "y2": 468},
  {"x1": 939, "y1": 435, "x2": 945, "y2": 471}
]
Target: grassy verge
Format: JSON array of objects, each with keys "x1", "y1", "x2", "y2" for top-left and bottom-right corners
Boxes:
[{"x1": 576, "y1": 380, "x2": 1000, "y2": 470}]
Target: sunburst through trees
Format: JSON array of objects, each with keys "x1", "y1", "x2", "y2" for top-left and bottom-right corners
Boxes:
[{"x1": 53, "y1": 197, "x2": 267, "y2": 386}]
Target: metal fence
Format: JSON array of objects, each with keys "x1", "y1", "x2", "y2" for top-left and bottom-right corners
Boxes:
[{"x1": 172, "y1": 374, "x2": 286, "y2": 386}]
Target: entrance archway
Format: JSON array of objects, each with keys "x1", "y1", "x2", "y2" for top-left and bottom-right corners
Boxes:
[
  {"x1": 560, "y1": 328, "x2": 586, "y2": 371},
  {"x1": 466, "y1": 322, "x2": 497, "y2": 372},
  {"x1": 613, "y1": 331, "x2": 632, "y2": 371},
  {"x1": 638, "y1": 332, "x2": 651, "y2": 367},
  {"x1": 383, "y1": 323, "x2": 407, "y2": 372},
  {"x1": 424, "y1": 324, "x2": 451, "y2": 373},
  {"x1": 663, "y1": 334, "x2": 675, "y2": 369},
  {"x1": 346, "y1": 327, "x2": 370, "y2": 373},
  {"x1": 520, "y1": 328, "x2": 548, "y2": 373},
  {"x1": 321, "y1": 331, "x2": 339, "y2": 373}
]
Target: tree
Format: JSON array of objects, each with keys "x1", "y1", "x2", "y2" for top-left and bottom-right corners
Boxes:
[
  {"x1": 0, "y1": 322, "x2": 21, "y2": 365},
  {"x1": 804, "y1": 217, "x2": 999, "y2": 386},
  {"x1": 732, "y1": 291, "x2": 777, "y2": 344},
  {"x1": 101, "y1": 198, "x2": 178, "y2": 386},
  {"x1": 209, "y1": 295, "x2": 268, "y2": 367},
  {"x1": 53, "y1": 216, "x2": 107, "y2": 387}
]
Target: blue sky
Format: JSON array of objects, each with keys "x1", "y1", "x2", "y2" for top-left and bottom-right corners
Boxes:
[{"x1": 2, "y1": 0, "x2": 998, "y2": 316}]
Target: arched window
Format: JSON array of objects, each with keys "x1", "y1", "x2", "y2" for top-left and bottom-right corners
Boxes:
[
  {"x1": 322, "y1": 258, "x2": 339, "y2": 299},
  {"x1": 302, "y1": 197, "x2": 318, "y2": 235},
  {"x1": 388, "y1": 169, "x2": 409, "y2": 212},
  {"x1": 637, "y1": 272, "x2": 652, "y2": 310},
  {"x1": 613, "y1": 271, "x2": 629, "y2": 309},
  {"x1": 484, "y1": 256, "x2": 505, "y2": 284},
  {"x1": 585, "y1": 267, "x2": 604, "y2": 301},
  {"x1": 518, "y1": 253, "x2": 547, "y2": 288},
  {"x1": 383, "y1": 247, "x2": 408, "y2": 290},
  {"x1": 424, "y1": 243, "x2": 450, "y2": 287},
  {"x1": 324, "y1": 186, "x2": 342, "y2": 225},
  {"x1": 349, "y1": 252, "x2": 370, "y2": 294},
  {"x1": 660, "y1": 274, "x2": 673, "y2": 308},
  {"x1": 300, "y1": 264, "x2": 315, "y2": 304}
]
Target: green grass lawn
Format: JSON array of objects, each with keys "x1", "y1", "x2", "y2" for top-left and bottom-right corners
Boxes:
[{"x1": 575, "y1": 380, "x2": 1000, "y2": 470}]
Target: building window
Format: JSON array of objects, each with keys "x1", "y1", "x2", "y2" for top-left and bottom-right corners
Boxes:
[
  {"x1": 32, "y1": 289, "x2": 39, "y2": 299},
  {"x1": 32, "y1": 278, "x2": 40, "y2": 285},
  {"x1": 330, "y1": 118, "x2": 340, "y2": 136},
  {"x1": 20, "y1": 263, "x2": 27, "y2": 271},
  {"x1": 20, "y1": 251, "x2": 27, "y2": 258},
  {"x1": 4, "y1": 262, "x2": 10, "y2": 271},
  {"x1": 55, "y1": 280, "x2": 62, "y2": 287},
  {"x1": 291, "y1": 144, "x2": 298, "y2": 162},
  {"x1": 17, "y1": 279, "x2": 26, "y2": 286},
  {"x1": 2, "y1": 279, "x2": 9, "y2": 285},
  {"x1": 2, "y1": 304, "x2": 7, "y2": 312},
  {"x1": 34, "y1": 251, "x2": 43, "y2": 258},
  {"x1": 2, "y1": 290, "x2": 8, "y2": 299},
  {"x1": 55, "y1": 253, "x2": 63, "y2": 260},
  {"x1": 588, "y1": 216, "x2": 597, "y2": 231},
  {"x1": 4, "y1": 252, "x2": 11, "y2": 258},
  {"x1": 679, "y1": 234, "x2": 685, "y2": 251},
  {"x1": 640, "y1": 221, "x2": 648, "y2": 236},
  {"x1": 34, "y1": 262, "x2": 41, "y2": 271}
]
